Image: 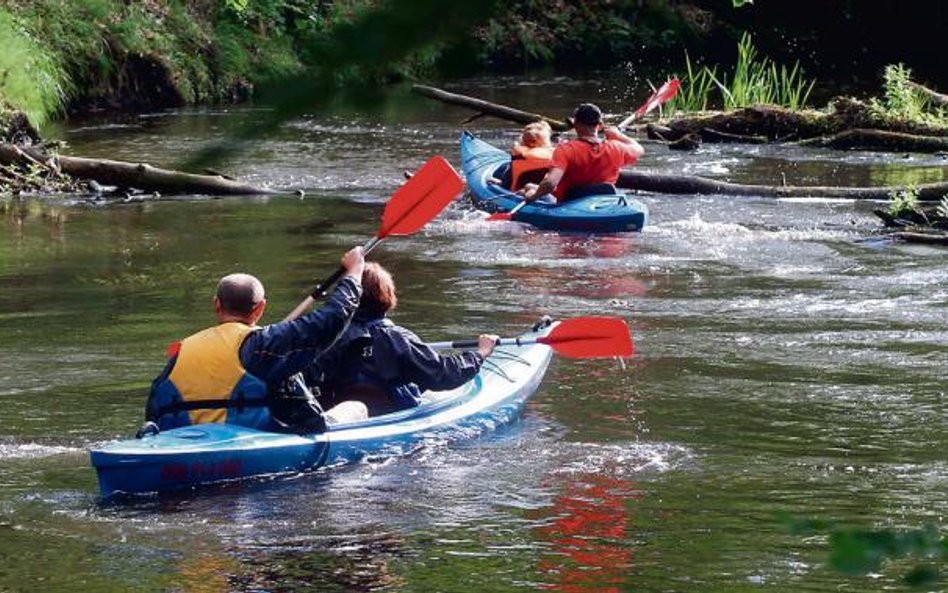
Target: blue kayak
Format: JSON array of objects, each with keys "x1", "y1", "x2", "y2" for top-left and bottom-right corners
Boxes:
[
  {"x1": 90, "y1": 321, "x2": 555, "y2": 498},
  {"x1": 460, "y1": 131, "x2": 648, "y2": 233}
]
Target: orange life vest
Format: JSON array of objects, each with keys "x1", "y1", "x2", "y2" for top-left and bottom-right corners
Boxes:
[{"x1": 510, "y1": 145, "x2": 554, "y2": 191}]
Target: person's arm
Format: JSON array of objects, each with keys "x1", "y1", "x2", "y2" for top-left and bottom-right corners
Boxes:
[
  {"x1": 603, "y1": 126, "x2": 645, "y2": 159},
  {"x1": 520, "y1": 166, "x2": 564, "y2": 202},
  {"x1": 242, "y1": 249, "x2": 364, "y2": 384},
  {"x1": 379, "y1": 327, "x2": 498, "y2": 392}
]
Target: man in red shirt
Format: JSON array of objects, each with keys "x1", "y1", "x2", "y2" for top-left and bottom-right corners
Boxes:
[{"x1": 521, "y1": 103, "x2": 644, "y2": 204}]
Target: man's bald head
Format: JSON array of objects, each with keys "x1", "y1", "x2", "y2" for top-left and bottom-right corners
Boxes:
[{"x1": 216, "y1": 273, "x2": 265, "y2": 316}]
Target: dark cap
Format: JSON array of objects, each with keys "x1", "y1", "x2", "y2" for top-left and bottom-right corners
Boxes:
[{"x1": 573, "y1": 103, "x2": 603, "y2": 125}]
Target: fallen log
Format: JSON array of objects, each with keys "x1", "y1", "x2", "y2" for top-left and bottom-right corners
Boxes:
[
  {"x1": 0, "y1": 143, "x2": 290, "y2": 196},
  {"x1": 617, "y1": 170, "x2": 948, "y2": 201},
  {"x1": 908, "y1": 81, "x2": 948, "y2": 107},
  {"x1": 411, "y1": 84, "x2": 570, "y2": 131},
  {"x1": 892, "y1": 231, "x2": 948, "y2": 245},
  {"x1": 798, "y1": 128, "x2": 948, "y2": 152}
]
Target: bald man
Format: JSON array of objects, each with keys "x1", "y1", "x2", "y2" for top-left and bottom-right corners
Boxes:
[{"x1": 145, "y1": 247, "x2": 365, "y2": 433}]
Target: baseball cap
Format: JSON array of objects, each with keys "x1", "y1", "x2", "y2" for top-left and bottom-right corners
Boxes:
[{"x1": 573, "y1": 103, "x2": 603, "y2": 125}]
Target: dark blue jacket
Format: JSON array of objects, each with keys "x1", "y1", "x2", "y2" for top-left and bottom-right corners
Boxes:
[{"x1": 314, "y1": 312, "x2": 485, "y2": 414}]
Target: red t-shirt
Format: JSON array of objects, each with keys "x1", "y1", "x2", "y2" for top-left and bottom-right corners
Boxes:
[{"x1": 550, "y1": 139, "x2": 638, "y2": 200}]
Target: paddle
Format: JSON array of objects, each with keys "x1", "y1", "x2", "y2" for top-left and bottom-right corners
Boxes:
[
  {"x1": 284, "y1": 155, "x2": 464, "y2": 321},
  {"x1": 485, "y1": 200, "x2": 527, "y2": 222},
  {"x1": 618, "y1": 78, "x2": 680, "y2": 129},
  {"x1": 427, "y1": 316, "x2": 634, "y2": 358}
]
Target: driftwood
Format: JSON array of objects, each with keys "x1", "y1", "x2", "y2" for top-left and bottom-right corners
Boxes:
[
  {"x1": 798, "y1": 128, "x2": 948, "y2": 152},
  {"x1": 892, "y1": 231, "x2": 948, "y2": 245},
  {"x1": 617, "y1": 170, "x2": 948, "y2": 201},
  {"x1": 411, "y1": 84, "x2": 570, "y2": 131},
  {"x1": 0, "y1": 143, "x2": 290, "y2": 196}
]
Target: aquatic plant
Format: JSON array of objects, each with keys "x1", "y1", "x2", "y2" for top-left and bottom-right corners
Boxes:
[
  {"x1": 666, "y1": 52, "x2": 717, "y2": 114},
  {"x1": 668, "y1": 32, "x2": 814, "y2": 114},
  {"x1": 869, "y1": 63, "x2": 948, "y2": 126},
  {"x1": 937, "y1": 196, "x2": 948, "y2": 219},
  {"x1": 887, "y1": 185, "x2": 920, "y2": 217}
]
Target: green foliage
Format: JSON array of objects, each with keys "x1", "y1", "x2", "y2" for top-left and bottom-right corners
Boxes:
[
  {"x1": 787, "y1": 516, "x2": 948, "y2": 588},
  {"x1": 0, "y1": 9, "x2": 69, "y2": 127},
  {"x1": 888, "y1": 185, "x2": 920, "y2": 216},
  {"x1": 471, "y1": 0, "x2": 700, "y2": 71},
  {"x1": 936, "y1": 196, "x2": 948, "y2": 219},
  {"x1": 869, "y1": 64, "x2": 948, "y2": 126},
  {"x1": 669, "y1": 32, "x2": 815, "y2": 114}
]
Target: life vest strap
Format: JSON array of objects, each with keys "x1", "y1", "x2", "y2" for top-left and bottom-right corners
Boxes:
[{"x1": 155, "y1": 397, "x2": 269, "y2": 417}]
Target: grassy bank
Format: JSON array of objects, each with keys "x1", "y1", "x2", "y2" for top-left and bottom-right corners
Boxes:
[{"x1": 0, "y1": 0, "x2": 314, "y2": 135}]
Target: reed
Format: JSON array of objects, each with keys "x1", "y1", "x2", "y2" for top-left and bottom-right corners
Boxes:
[{"x1": 669, "y1": 32, "x2": 815, "y2": 114}]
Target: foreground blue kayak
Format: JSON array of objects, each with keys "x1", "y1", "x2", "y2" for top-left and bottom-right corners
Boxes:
[
  {"x1": 90, "y1": 321, "x2": 555, "y2": 498},
  {"x1": 460, "y1": 131, "x2": 648, "y2": 233}
]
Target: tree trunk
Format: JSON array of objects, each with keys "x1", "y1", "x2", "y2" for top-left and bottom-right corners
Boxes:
[
  {"x1": 0, "y1": 143, "x2": 291, "y2": 196},
  {"x1": 798, "y1": 128, "x2": 948, "y2": 152},
  {"x1": 893, "y1": 231, "x2": 948, "y2": 245},
  {"x1": 617, "y1": 170, "x2": 948, "y2": 201}
]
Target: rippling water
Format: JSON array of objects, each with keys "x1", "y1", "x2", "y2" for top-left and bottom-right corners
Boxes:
[{"x1": 1, "y1": 76, "x2": 947, "y2": 592}]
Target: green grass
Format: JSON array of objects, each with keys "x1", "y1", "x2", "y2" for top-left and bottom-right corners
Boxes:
[
  {"x1": 0, "y1": 9, "x2": 69, "y2": 127},
  {"x1": 668, "y1": 32, "x2": 815, "y2": 114}
]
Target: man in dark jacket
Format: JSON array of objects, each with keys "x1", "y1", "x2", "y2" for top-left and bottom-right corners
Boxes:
[
  {"x1": 146, "y1": 247, "x2": 366, "y2": 432},
  {"x1": 313, "y1": 262, "x2": 498, "y2": 417}
]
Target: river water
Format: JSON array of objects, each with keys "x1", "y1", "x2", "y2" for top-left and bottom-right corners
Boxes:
[{"x1": 1, "y1": 77, "x2": 947, "y2": 592}]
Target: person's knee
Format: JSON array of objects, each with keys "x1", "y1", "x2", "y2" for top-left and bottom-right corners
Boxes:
[{"x1": 324, "y1": 400, "x2": 369, "y2": 424}]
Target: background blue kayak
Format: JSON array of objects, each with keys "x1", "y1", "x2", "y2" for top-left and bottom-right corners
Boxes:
[{"x1": 461, "y1": 131, "x2": 648, "y2": 233}]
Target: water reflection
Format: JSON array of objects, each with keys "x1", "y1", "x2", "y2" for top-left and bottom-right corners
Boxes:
[{"x1": 534, "y1": 473, "x2": 641, "y2": 593}]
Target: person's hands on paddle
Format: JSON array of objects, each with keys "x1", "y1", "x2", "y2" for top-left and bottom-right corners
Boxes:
[
  {"x1": 477, "y1": 334, "x2": 499, "y2": 357},
  {"x1": 341, "y1": 246, "x2": 365, "y2": 281},
  {"x1": 603, "y1": 126, "x2": 645, "y2": 158}
]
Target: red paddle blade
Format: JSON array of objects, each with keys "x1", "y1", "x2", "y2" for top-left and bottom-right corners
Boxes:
[
  {"x1": 633, "y1": 78, "x2": 680, "y2": 119},
  {"x1": 486, "y1": 212, "x2": 514, "y2": 221},
  {"x1": 537, "y1": 316, "x2": 634, "y2": 358},
  {"x1": 379, "y1": 155, "x2": 464, "y2": 238}
]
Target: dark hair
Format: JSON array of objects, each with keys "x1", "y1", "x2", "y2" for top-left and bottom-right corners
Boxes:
[
  {"x1": 573, "y1": 103, "x2": 603, "y2": 126},
  {"x1": 358, "y1": 262, "x2": 397, "y2": 317},
  {"x1": 216, "y1": 273, "x2": 264, "y2": 316}
]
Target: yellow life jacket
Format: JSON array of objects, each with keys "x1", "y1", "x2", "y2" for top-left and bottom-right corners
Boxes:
[{"x1": 150, "y1": 322, "x2": 271, "y2": 429}]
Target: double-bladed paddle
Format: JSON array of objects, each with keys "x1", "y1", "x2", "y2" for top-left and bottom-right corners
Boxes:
[
  {"x1": 427, "y1": 316, "x2": 634, "y2": 358},
  {"x1": 485, "y1": 199, "x2": 527, "y2": 222},
  {"x1": 284, "y1": 155, "x2": 464, "y2": 321},
  {"x1": 488, "y1": 79, "x2": 680, "y2": 223},
  {"x1": 618, "y1": 78, "x2": 680, "y2": 129}
]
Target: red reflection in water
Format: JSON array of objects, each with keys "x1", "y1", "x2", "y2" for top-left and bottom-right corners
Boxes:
[{"x1": 536, "y1": 474, "x2": 642, "y2": 593}]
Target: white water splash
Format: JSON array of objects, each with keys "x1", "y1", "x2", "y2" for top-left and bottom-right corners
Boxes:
[{"x1": 0, "y1": 442, "x2": 79, "y2": 460}]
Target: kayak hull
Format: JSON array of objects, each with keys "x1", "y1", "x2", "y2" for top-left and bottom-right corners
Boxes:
[
  {"x1": 90, "y1": 323, "x2": 554, "y2": 498},
  {"x1": 460, "y1": 131, "x2": 648, "y2": 233}
]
